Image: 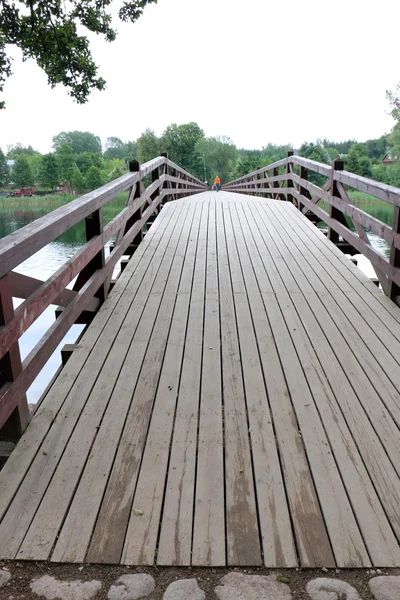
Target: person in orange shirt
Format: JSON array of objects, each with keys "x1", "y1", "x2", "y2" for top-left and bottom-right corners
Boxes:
[{"x1": 213, "y1": 175, "x2": 221, "y2": 192}]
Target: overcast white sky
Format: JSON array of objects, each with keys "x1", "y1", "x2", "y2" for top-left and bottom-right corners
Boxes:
[{"x1": 0, "y1": 0, "x2": 399, "y2": 153}]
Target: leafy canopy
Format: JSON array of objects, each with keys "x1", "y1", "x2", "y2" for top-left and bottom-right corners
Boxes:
[{"x1": 0, "y1": 0, "x2": 157, "y2": 108}]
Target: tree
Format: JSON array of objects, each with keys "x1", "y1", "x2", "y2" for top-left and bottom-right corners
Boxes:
[
  {"x1": 40, "y1": 154, "x2": 60, "y2": 190},
  {"x1": 52, "y1": 131, "x2": 102, "y2": 155},
  {"x1": 137, "y1": 129, "x2": 160, "y2": 163},
  {"x1": 75, "y1": 152, "x2": 103, "y2": 175},
  {"x1": 388, "y1": 123, "x2": 400, "y2": 157},
  {"x1": 57, "y1": 144, "x2": 75, "y2": 187},
  {"x1": 103, "y1": 137, "x2": 125, "y2": 160},
  {"x1": 11, "y1": 155, "x2": 34, "y2": 187},
  {"x1": 7, "y1": 143, "x2": 38, "y2": 158},
  {"x1": 0, "y1": 0, "x2": 157, "y2": 109},
  {"x1": 85, "y1": 166, "x2": 104, "y2": 190},
  {"x1": 0, "y1": 148, "x2": 10, "y2": 186},
  {"x1": 387, "y1": 83, "x2": 400, "y2": 121},
  {"x1": 71, "y1": 167, "x2": 86, "y2": 193},
  {"x1": 160, "y1": 123, "x2": 205, "y2": 176},
  {"x1": 195, "y1": 136, "x2": 238, "y2": 184}
]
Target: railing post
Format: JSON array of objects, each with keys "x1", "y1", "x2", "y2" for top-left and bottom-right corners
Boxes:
[
  {"x1": 0, "y1": 276, "x2": 30, "y2": 439},
  {"x1": 160, "y1": 151, "x2": 168, "y2": 207},
  {"x1": 388, "y1": 207, "x2": 400, "y2": 302},
  {"x1": 286, "y1": 151, "x2": 294, "y2": 203},
  {"x1": 256, "y1": 166, "x2": 261, "y2": 197},
  {"x1": 72, "y1": 208, "x2": 106, "y2": 303},
  {"x1": 273, "y1": 167, "x2": 279, "y2": 199},
  {"x1": 125, "y1": 159, "x2": 143, "y2": 253},
  {"x1": 327, "y1": 159, "x2": 348, "y2": 244},
  {"x1": 299, "y1": 166, "x2": 311, "y2": 213}
]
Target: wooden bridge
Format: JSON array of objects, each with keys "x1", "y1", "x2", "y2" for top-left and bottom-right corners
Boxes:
[{"x1": 1, "y1": 155, "x2": 400, "y2": 568}]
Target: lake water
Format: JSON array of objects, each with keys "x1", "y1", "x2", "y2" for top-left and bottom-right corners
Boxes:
[{"x1": 0, "y1": 197, "x2": 393, "y2": 404}]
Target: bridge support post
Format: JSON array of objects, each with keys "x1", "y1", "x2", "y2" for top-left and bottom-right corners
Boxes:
[
  {"x1": 273, "y1": 167, "x2": 279, "y2": 199},
  {"x1": 123, "y1": 160, "x2": 143, "y2": 254},
  {"x1": 286, "y1": 151, "x2": 294, "y2": 203},
  {"x1": 160, "y1": 152, "x2": 168, "y2": 207},
  {"x1": 0, "y1": 277, "x2": 30, "y2": 440}
]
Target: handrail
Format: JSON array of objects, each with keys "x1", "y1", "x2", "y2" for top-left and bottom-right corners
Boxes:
[
  {"x1": 0, "y1": 155, "x2": 206, "y2": 437},
  {"x1": 223, "y1": 153, "x2": 400, "y2": 304}
]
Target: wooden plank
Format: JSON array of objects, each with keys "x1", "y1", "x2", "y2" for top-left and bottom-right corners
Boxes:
[
  {"x1": 228, "y1": 202, "x2": 334, "y2": 568},
  {"x1": 0, "y1": 203, "x2": 177, "y2": 527},
  {"x1": 254, "y1": 202, "x2": 400, "y2": 565},
  {"x1": 280, "y1": 197, "x2": 400, "y2": 327},
  {"x1": 214, "y1": 201, "x2": 262, "y2": 566},
  {"x1": 51, "y1": 203, "x2": 201, "y2": 565},
  {"x1": 277, "y1": 202, "x2": 400, "y2": 342},
  {"x1": 0, "y1": 204, "x2": 181, "y2": 559},
  {"x1": 18, "y1": 203, "x2": 194, "y2": 563},
  {"x1": 237, "y1": 201, "x2": 372, "y2": 567},
  {"x1": 192, "y1": 198, "x2": 226, "y2": 567},
  {"x1": 271, "y1": 202, "x2": 400, "y2": 409},
  {"x1": 255, "y1": 203, "x2": 400, "y2": 532},
  {"x1": 84, "y1": 203, "x2": 197, "y2": 565},
  {"x1": 156, "y1": 199, "x2": 210, "y2": 566},
  {"x1": 120, "y1": 203, "x2": 203, "y2": 566},
  {"x1": 221, "y1": 201, "x2": 297, "y2": 567}
]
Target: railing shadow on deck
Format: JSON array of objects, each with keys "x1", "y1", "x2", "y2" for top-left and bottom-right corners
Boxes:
[
  {"x1": 0, "y1": 155, "x2": 206, "y2": 442},
  {"x1": 223, "y1": 152, "x2": 400, "y2": 303}
]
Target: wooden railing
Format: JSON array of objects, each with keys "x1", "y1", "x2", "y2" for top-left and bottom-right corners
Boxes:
[
  {"x1": 0, "y1": 155, "x2": 206, "y2": 438},
  {"x1": 224, "y1": 152, "x2": 400, "y2": 303}
]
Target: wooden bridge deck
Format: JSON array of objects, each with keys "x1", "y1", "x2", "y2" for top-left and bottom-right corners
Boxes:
[{"x1": 1, "y1": 191, "x2": 400, "y2": 568}]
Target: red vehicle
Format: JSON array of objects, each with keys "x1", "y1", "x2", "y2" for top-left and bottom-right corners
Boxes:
[{"x1": 10, "y1": 187, "x2": 35, "y2": 197}]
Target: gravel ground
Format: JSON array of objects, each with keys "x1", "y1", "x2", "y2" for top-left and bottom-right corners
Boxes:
[{"x1": 1, "y1": 561, "x2": 399, "y2": 599}]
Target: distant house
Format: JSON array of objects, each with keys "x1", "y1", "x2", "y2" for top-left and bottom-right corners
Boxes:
[{"x1": 382, "y1": 153, "x2": 399, "y2": 166}]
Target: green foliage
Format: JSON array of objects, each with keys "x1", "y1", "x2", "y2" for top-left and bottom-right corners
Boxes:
[
  {"x1": 53, "y1": 131, "x2": 102, "y2": 155},
  {"x1": 0, "y1": 0, "x2": 157, "y2": 109},
  {"x1": 85, "y1": 165, "x2": 105, "y2": 190},
  {"x1": 57, "y1": 143, "x2": 75, "y2": 185},
  {"x1": 75, "y1": 152, "x2": 103, "y2": 175},
  {"x1": 196, "y1": 136, "x2": 238, "y2": 184},
  {"x1": 103, "y1": 137, "x2": 137, "y2": 161},
  {"x1": 387, "y1": 82, "x2": 400, "y2": 121},
  {"x1": 345, "y1": 143, "x2": 373, "y2": 177},
  {"x1": 0, "y1": 148, "x2": 10, "y2": 186},
  {"x1": 137, "y1": 129, "x2": 160, "y2": 163},
  {"x1": 161, "y1": 122, "x2": 205, "y2": 176},
  {"x1": 40, "y1": 154, "x2": 60, "y2": 190},
  {"x1": 388, "y1": 123, "x2": 400, "y2": 157},
  {"x1": 27, "y1": 153, "x2": 43, "y2": 183},
  {"x1": 71, "y1": 167, "x2": 86, "y2": 193},
  {"x1": 389, "y1": 162, "x2": 400, "y2": 188},
  {"x1": 6, "y1": 143, "x2": 38, "y2": 158},
  {"x1": 11, "y1": 155, "x2": 34, "y2": 187}
]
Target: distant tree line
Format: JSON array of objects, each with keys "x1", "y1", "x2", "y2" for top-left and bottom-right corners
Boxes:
[{"x1": 1, "y1": 120, "x2": 400, "y2": 194}]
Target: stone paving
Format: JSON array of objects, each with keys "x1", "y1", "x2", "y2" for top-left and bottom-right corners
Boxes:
[{"x1": 0, "y1": 568, "x2": 400, "y2": 599}]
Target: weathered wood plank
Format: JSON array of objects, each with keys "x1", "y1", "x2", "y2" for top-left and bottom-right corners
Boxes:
[
  {"x1": 256, "y1": 202, "x2": 400, "y2": 565},
  {"x1": 120, "y1": 203, "x2": 203, "y2": 565},
  {"x1": 192, "y1": 199, "x2": 226, "y2": 567},
  {"x1": 85, "y1": 204, "x2": 197, "y2": 565},
  {"x1": 0, "y1": 204, "x2": 180, "y2": 559},
  {"x1": 228, "y1": 202, "x2": 334, "y2": 568},
  {"x1": 221, "y1": 201, "x2": 297, "y2": 567},
  {"x1": 237, "y1": 201, "x2": 371, "y2": 567},
  {"x1": 215, "y1": 201, "x2": 262, "y2": 566},
  {"x1": 156, "y1": 196, "x2": 210, "y2": 566},
  {"x1": 20, "y1": 203, "x2": 192, "y2": 563}
]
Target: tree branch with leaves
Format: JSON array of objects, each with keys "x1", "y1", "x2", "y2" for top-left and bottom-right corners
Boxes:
[{"x1": 0, "y1": 0, "x2": 158, "y2": 108}]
